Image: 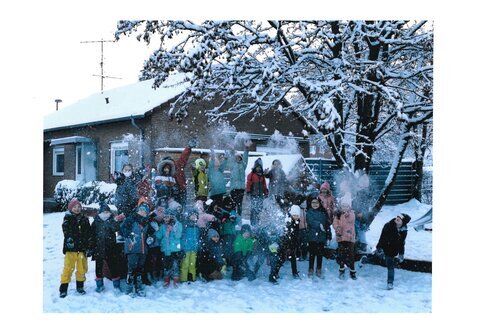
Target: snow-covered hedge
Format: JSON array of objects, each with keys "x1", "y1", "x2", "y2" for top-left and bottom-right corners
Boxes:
[{"x1": 54, "y1": 180, "x2": 117, "y2": 210}]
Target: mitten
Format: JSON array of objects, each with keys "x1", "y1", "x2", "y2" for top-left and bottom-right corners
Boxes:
[
  {"x1": 66, "y1": 237, "x2": 74, "y2": 249},
  {"x1": 150, "y1": 221, "x2": 159, "y2": 231},
  {"x1": 398, "y1": 254, "x2": 404, "y2": 263},
  {"x1": 187, "y1": 138, "x2": 198, "y2": 149},
  {"x1": 146, "y1": 236, "x2": 154, "y2": 246}
]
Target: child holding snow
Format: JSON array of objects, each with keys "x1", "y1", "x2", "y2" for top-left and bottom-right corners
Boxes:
[
  {"x1": 375, "y1": 213, "x2": 411, "y2": 290},
  {"x1": 226, "y1": 139, "x2": 252, "y2": 215},
  {"x1": 114, "y1": 163, "x2": 139, "y2": 217},
  {"x1": 207, "y1": 148, "x2": 228, "y2": 207},
  {"x1": 192, "y1": 158, "x2": 209, "y2": 201},
  {"x1": 231, "y1": 224, "x2": 257, "y2": 281},
  {"x1": 246, "y1": 158, "x2": 269, "y2": 226},
  {"x1": 154, "y1": 157, "x2": 179, "y2": 208},
  {"x1": 90, "y1": 201, "x2": 123, "y2": 293},
  {"x1": 333, "y1": 193, "x2": 357, "y2": 280},
  {"x1": 306, "y1": 197, "x2": 331, "y2": 278},
  {"x1": 218, "y1": 196, "x2": 241, "y2": 267},
  {"x1": 59, "y1": 198, "x2": 93, "y2": 298},
  {"x1": 156, "y1": 209, "x2": 183, "y2": 288},
  {"x1": 120, "y1": 203, "x2": 151, "y2": 297}
]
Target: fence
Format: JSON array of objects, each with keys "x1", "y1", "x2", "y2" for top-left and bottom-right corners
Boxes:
[{"x1": 304, "y1": 158, "x2": 417, "y2": 205}]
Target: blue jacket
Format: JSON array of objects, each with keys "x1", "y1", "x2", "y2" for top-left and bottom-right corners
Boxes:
[
  {"x1": 306, "y1": 207, "x2": 330, "y2": 243},
  {"x1": 182, "y1": 221, "x2": 200, "y2": 252},
  {"x1": 120, "y1": 214, "x2": 149, "y2": 255},
  {"x1": 156, "y1": 221, "x2": 183, "y2": 256},
  {"x1": 208, "y1": 158, "x2": 228, "y2": 197},
  {"x1": 228, "y1": 150, "x2": 249, "y2": 190}
]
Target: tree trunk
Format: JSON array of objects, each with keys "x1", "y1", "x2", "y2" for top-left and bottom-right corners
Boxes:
[
  {"x1": 367, "y1": 123, "x2": 412, "y2": 227},
  {"x1": 412, "y1": 122, "x2": 429, "y2": 201}
]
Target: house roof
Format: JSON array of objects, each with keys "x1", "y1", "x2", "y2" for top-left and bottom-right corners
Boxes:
[{"x1": 43, "y1": 73, "x2": 190, "y2": 131}]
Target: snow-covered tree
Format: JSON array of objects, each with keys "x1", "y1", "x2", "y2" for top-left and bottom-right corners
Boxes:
[{"x1": 115, "y1": 20, "x2": 433, "y2": 225}]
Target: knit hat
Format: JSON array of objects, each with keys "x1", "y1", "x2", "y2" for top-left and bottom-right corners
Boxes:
[
  {"x1": 289, "y1": 205, "x2": 301, "y2": 217},
  {"x1": 195, "y1": 158, "x2": 206, "y2": 169},
  {"x1": 67, "y1": 198, "x2": 81, "y2": 212},
  {"x1": 320, "y1": 181, "x2": 331, "y2": 191},
  {"x1": 207, "y1": 228, "x2": 219, "y2": 239},
  {"x1": 241, "y1": 224, "x2": 252, "y2": 234},
  {"x1": 98, "y1": 201, "x2": 111, "y2": 214},
  {"x1": 401, "y1": 213, "x2": 411, "y2": 226}
]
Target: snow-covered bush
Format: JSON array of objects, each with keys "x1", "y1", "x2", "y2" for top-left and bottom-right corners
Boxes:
[{"x1": 54, "y1": 180, "x2": 117, "y2": 210}]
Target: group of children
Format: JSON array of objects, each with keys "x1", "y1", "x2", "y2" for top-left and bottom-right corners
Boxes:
[{"x1": 58, "y1": 141, "x2": 411, "y2": 297}]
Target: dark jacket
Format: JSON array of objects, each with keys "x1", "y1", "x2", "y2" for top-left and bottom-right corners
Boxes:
[
  {"x1": 265, "y1": 167, "x2": 287, "y2": 197},
  {"x1": 114, "y1": 176, "x2": 139, "y2": 215},
  {"x1": 278, "y1": 218, "x2": 300, "y2": 256},
  {"x1": 120, "y1": 213, "x2": 150, "y2": 255},
  {"x1": 306, "y1": 207, "x2": 330, "y2": 243},
  {"x1": 376, "y1": 219, "x2": 408, "y2": 257},
  {"x1": 198, "y1": 239, "x2": 224, "y2": 276},
  {"x1": 91, "y1": 213, "x2": 121, "y2": 260},
  {"x1": 62, "y1": 212, "x2": 93, "y2": 254}
]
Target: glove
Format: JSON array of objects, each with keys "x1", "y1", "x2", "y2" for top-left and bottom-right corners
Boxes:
[
  {"x1": 187, "y1": 138, "x2": 198, "y2": 149},
  {"x1": 115, "y1": 213, "x2": 126, "y2": 222},
  {"x1": 66, "y1": 237, "x2": 74, "y2": 249},
  {"x1": 146, "y1": 236, "x2": 155, "y2": 246},
  {"x1": 268, "y1": 242, "x2": 279, "y2": 253},
  {"x1": 150, "y1": 221, "x2": 159, "y2": 231},
  {"x1": 86, "y1": 249, "x2": 93, "y2": 257},
  {"x1": 398, "y1": 254, "x2": 404, "y2": 263}
]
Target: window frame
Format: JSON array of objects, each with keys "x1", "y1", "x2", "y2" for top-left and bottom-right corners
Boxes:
[
  {"x1": 52, "y1": 147, "x2": 65, "y2": 176},
  {"x1": 110, "y1": 142, "x2": 129, "y2": 175}
]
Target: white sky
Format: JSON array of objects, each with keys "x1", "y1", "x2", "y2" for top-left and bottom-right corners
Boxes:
[{"x1": 2, "y1": 0, "x2": 480, "y2": 319}]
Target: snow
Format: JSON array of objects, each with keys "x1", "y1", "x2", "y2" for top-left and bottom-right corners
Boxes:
[
  {"x1": 42, "y1": 200, "x2": 431, "y2": 313},
  {"x1": 43, "y1": 73, "x2": 190, "y2": 130}
]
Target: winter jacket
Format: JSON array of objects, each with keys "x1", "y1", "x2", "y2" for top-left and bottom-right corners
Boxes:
[
  {"x1": 278, "y1": 218, "x2": 300, "y2": 254},
  {"x1": 156, "y1": 220, "x2": 183, "y2": 256},
  {"x1": 62, "y1": 211, "x2": 93, "y2": 254},
  {"x1": 246, "y1": 172, "x2": 268, "y2": 197},
  {"x1": 193, "y1": 167, "x2": 209, "y2": 198},
  {"x1": 182, "y1": 220, "x2": 200, "y2": 252},
  {"x1": 318, "y1": 182, "x2": 336, "y2": 223},
  {"x1": 228, "y1": 149, "x2": 249, "y2": 190},
  {"x1": 265, "y1": 167, "x2": 287, "y2": 197},
  {"x1": 208, "y1": 158, "x2": 228, "y2": 197},
  {"x1": 120, "y1": 213, "x2": 149, "y2": 255},
  {"x1": 91, "y1": 212, "x2": 121, "y2": 260},
  {"x1": 219, "y1": 214, "x2": 240, "y2": 236},
  {"x1": 376, "y1": 219, "x2": 408, "y2": 257},
  {"x1": 114, "y1": 176, "x2": 139, "y2": 215},
  {"x1": 198, "y1": 239, "x2": 225, "y2": 276},
  {"x1": 333, "y1": 209, "x2": 356, "y2": 243},
  {"x1": 155, "y1": 157, "x2": 178, "y2": 204},
  {"x1": 306, "y1": 207, "x2": 330, "y2": 243},
  {"x1": 233, "y1": 234, "x2": 255, "y2": 257}
]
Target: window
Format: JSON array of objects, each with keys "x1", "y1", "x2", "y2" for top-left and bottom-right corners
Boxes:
[
  {"x1": 53, "y1": 147, "x2": 65, "y2": 176},
  {"x1": 110, "y1": 142, "x2": 129, "y2": 174},
  {"x1": 76, "y1": 145, "x2": 82, "y2": 175}
]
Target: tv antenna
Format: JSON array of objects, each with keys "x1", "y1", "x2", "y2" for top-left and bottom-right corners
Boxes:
[{"x1": 80, "y1": 38, "x2": 122, "y2": 93}]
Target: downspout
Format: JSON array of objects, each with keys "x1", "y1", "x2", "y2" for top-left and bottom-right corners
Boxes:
[{"x1": 130, "y1": 116, "x2": 145, "y2": 168}]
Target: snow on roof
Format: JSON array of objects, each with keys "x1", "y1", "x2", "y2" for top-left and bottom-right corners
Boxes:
[{"x1": 43, "y1": 73, "x2": 190, "y2": 131}]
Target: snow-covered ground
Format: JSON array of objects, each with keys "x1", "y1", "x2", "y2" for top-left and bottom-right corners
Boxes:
[{"x1": 43, "y1": 199, "x2": 431, "y2": 313}]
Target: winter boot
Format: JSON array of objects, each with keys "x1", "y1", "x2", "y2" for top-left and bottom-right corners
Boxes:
[
  {"x1": 76, "y1": 281, "x2": 86, "y2": 295},
  {"x1": 268, "y1": 273, "x2": 279, "y2": 284},
  {"x1": 142, "y1": 273, "x2": 152, "y2": 286},
  {"x1": 59, "y1": 283, "x2": 68, "y2": 298},
  {"x1": 112, "y1": 278, "x2": 122, "y2": 293},
  {"x1": 307, "y1": 268, "x2": 314, "y2": 278},
  {"x1": 316, "y1": 269, "x2": 324, "y2": 279},
  {"x1": 293, "y1": 273, "x2": 301, "y2": 279},
  {"x1": 125, "y1": 274, "x2": 134, "y2": 295},
  {"x1": 387, "y1": 282, "x2": 394, "y2": 290},
  {"x1": 135, "y1": 275, "x2": 146, "y2": 297},
  {"x1": 350, "y1": 270, "x2": 357, "y2": 280},
  {"x1": 163, "y1": 277, "x2": 171, "y2": 288},
  {"x1": 95, "y1": 278, "x2": 105, "y2": 293},
  {"x1": 339, "y1": 267, "x2": 346, "y2": 280},
  {"x1": 173, "y1": 277, "x2": 180, "y2": 288}
]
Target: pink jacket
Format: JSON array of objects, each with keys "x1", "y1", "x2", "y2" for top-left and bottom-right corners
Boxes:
[{"x1": 333, "y1": 209, "x2": 356, "y2": 243}]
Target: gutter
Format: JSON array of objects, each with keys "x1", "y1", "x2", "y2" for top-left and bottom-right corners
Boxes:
[{"x1": 130, "y1": 116, "x2": 145, "y2": 168}]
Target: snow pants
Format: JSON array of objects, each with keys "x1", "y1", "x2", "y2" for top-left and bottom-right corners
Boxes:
[
  {"x1": 60, "y1": 252, "x2": 88, "y2": 284},
  {"x1": 308, "y1": 241, "x2": 326, "y2": 271},
  {"x1": 126, "y1": 253, "x2": 146, "y2": 278},
  {"x1": 163, "y1": 251, "x2": 182, "y2": 278},
  {"x1": 336, "y1": 241, "x2": 356, "y2": 271},
  {"x1": 180, "y1": 251, "x2": 197, "y2": 282}
]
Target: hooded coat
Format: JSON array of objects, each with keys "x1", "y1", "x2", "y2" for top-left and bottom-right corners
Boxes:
[
  {"x1": 62, "y1": 211, "x2": 93, "y2": 254},
  {"x1": 228, "y1": 149, "x2": 249, "y2": 190},
  {"x1": 155, "y1": 157, "x2": 178, "y2": 203},
  {"x1": 318, "y1": 182, "x2": 336, "y2": 223},
  {"x1": 333, "y1": 208, "x2": 356, "y2": 243},
  {"x1": 208, "y1": 157, "x2": 228, "y2": 197},
  {"x1": 246, "y1": 158, "x2": 268, "y2": 197},
  {"x1": 376, "y1": 218, "x2": 408, "y2": 257}
]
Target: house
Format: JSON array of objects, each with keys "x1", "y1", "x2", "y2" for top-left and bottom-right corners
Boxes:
[{"x1": 43, "y1": 73, "x2": 313, "y2": 200}]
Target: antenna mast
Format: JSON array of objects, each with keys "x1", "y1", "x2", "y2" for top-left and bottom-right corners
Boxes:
[{"x1": 80, "y1": 39, "x2": 121, "y2": 93}]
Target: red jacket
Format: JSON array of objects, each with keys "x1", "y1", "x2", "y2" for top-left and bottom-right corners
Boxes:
[
  {"x1": 175, "y1": 147, "x2": 192, "y2": 191},
  {"x1": 246, "y1": 172, "x2": 268, "y2": 197}
]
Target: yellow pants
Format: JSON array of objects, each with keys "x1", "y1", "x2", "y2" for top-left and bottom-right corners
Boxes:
[
  {"x1": 180, "y1": 252, "x2": 197, "y2": 282},
  {"x1": 60, "y1": 252, "x2": 88, "y2": 284}
]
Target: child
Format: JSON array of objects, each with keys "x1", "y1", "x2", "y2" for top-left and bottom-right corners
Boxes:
[
  {"x1": 208, "y1": 149, "x2": 228, "y2": 207},
  {"x1": 156, "y1": 209, "x2": 183, "y2": 288},
  {"x1": 333, "y1": 193, "x2": 357, "y2": 280},
  {"x1": 219, "y1": 196, "x2": 240, "y2": 267},
  {"x1": 91, "y1": 201, "x2": 123, "y2": 293},
  {"x1": 264, "y1": 159, "x2": 288, "y2": 209},
  {"x1": 142, "y1": 206, "x2": 163, "y2": 286},
  {"x1": 306, "y1": 197, "x2": 331, "y2": 278},
  {"x1": 192, "y1": 158, "x2": 209, "y2": 201},
  {"x1": 268, "y1": 205, "x2": 301, "y2": 283},
  {"x1": 226, "y1": 139, "x2": 251, "y2": 215},
  {"x1": 154, "y1": 157, "x2": 178, "y2": 208},
  {"x1": 231, "y1": 224, "x2": 256, "y2": 281},
  {"x1": 246, "y1": 158, "x2": 269, "y2": 226},
  {"x1": 198, "y1": 228, "x2": 225, "y2": 281},
  {"x1": 114, "y1": 163, "x2": 140, "y2": 218},
  {"x1": 120, "y1": 203, "x2": 151, "y2": 297},
  {"x1": 59, "y1": 198, "x2": 93, "y2": 298},
  {"x1": 375, "y1": 213, "x2": 411, "y2": 290},
  {"x1": 180, "y1": 208, "x2": 201, "y2": 283},
  {"x1": 318, "y1": 181, "x2": 336, "y2": 224}
]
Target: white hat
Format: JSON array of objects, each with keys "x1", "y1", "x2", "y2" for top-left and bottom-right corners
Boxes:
[{"x1": 290, "y1": 205, "x2": 301, "y2": 216}]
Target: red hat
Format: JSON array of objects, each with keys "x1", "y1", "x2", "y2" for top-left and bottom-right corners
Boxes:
[
  {"x1": 68, "y1": 198, "x2": 81, "y2": 212},
  {"x1": 320, "y1": 182, "x2": 331, "y2": 190}
]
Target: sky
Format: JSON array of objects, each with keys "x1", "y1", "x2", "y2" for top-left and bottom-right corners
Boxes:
[{"x1": 2, "y1": 0, "x2": 480, "y2": 319}]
